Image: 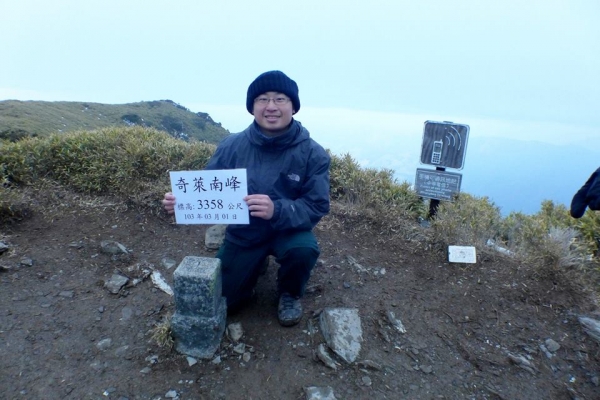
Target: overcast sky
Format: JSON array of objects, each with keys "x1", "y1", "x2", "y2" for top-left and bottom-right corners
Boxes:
[{"x1": 2, "y1": 0, "x2": 599, "y2": 211}]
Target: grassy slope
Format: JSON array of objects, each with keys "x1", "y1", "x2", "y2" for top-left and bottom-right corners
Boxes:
[{"x1": 0, "y1": 99, "x2": 230, "y2": 144}]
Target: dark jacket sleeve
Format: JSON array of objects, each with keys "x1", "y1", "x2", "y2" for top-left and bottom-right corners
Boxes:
[
  {"x1": 570, "y1": 167, "x2": 600, "y2": 218},
  {"x1": 270, "y1": 147, "x2": 331, "y2": 231},
  {"x1": 586, "y1": 168, "x2": 600, "y2": 211}
]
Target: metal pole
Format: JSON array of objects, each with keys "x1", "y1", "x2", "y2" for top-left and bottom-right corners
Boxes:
[{"x1": 427, "y1": 167, "x2": 446, "y2": 219}]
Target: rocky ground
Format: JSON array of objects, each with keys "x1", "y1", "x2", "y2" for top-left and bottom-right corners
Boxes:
[{"x1": 1, "y1": 194, "x2": 600, "y2": 400}]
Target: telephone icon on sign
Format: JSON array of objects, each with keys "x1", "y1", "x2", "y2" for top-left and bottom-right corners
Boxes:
[{"x1": 431, "y1": 140, "x2": 443, "y2": 164}]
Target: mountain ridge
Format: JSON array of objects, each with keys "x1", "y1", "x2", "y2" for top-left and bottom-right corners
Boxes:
[{"x1": 0, "y1": 99, "x2": 230, "y2": 144}]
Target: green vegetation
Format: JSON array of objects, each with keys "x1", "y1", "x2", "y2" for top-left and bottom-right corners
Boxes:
[
  {"x1": 430, "y1": 193, "x2": 502, "y2": 254},
  {"x1": 0, "y1": 126, "x2": 214, "y2": 206},
  {"x1": 330, "y1": 153, "x2": 425, "y2": 215},
  {"x1": 1, "y1": 125, "x2": 599, "y2": 293},
  {"x1": 151, "y1": 315, "x2": 174, "y2": 350},
  {"x1": 431, "y1": 194, "x2": 600, "y2": 291},
  {"x1": 0, "y1": 99, "x2": 229, "y2": 144}
]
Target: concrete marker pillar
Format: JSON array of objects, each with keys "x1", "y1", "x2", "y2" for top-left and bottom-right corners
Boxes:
[{"x1": 171, "y1": 256, "x2": 226, "y2": 359}]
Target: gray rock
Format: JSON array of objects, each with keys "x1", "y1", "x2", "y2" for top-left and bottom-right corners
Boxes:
[
  {"x1": 145, "y1": 355, "x2": 158, "y2": 364},
  {"x1": 205, "y1": 224, "x2": 227, "y2": 250},
  {"x1": 579, "y1": 316, "x2": 600, "y2": 343},
  {"x1": 165, "y1": 390, "x2": 178, "y2": 398},
  {"x1": 104, "y1": 274, "x2": 129, "y2": 294},
  {"x1": 305, "y1": 386, "x2": 337, "y2": 400},
  {"x1": 59, "y1": 291, "x2": 74, "y2": 298},
  {"x1": 0, "y1": 241, "x2": 9, "y2": 254},
  {"x1": 121, "y1": 307, "x2": 133, "y2": 320},
  {"x1": 539, "y1": 344, "x2": 553, "y2": 358},
  {"x1": 227, "y1": 322, "x2": 244, "y2": 342},
  {"x1": 90, "y1": 360, "x2": 105, "y2": 371},
  {"x1": 545, "y1": 338, "x2": 560, "y2": 352},
  {"x1": 319, "y1": 308, "x2": 363, "y2": 364},
  {"x1": 386, "y1": 310, "x2": 407, "y2": 333},
  {"x1": 508, "y1": 352, "x2": 537, "y2": 374},
  {"x1": 233, "y1": 343, "x2": 245, "y2": 354},
  {"x1": 151, "y1": 270, "x2": 173, "y2": 296},
  {"x1": 420, "y1": 365, "x2": 433, "y2": 374},
  {"x1": 114, "y1": 345, "x2": 130, "y2": 358},
  {"x1": 186, "y1": 356, "x2": 198, "y2": 366},
  {"x1": 316, "y1": 343, "x2": 339, "y2": 370},
  {"x1": 162, "y1": 257, "x2": 177, "y2": 269},
  {"x1": 100, "y1": 240, "x2": 128, "y2": 255},
  {"x1": 357, "y1": 359, "x2": 383, "y2": 370},
  {"x1": 20, "y1": 258, "x2": 33, "y2": 267},
  {"x1": 346, "y1": 255, "x2": 368, "y2": 272},
  {"x1": 96, "y1": 338, "x2": 112, "y2": 351}
]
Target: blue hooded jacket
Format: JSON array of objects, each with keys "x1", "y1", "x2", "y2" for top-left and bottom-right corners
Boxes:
[
  {"x1": 570, "y1": 167, "x2": 600, "y2": 218},
  {"x1": 205, "y1": 119, "x2": 330, "y2": 246}
]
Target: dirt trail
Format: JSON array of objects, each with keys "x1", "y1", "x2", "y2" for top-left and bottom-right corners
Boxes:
[{"x1": 1, "y1": 203, "x2": 599, "y2": 399}]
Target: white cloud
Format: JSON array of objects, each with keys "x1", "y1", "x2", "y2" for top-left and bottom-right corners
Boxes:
[{"x1": 191, "y1": 102, "x2": 599, "y2": 160}]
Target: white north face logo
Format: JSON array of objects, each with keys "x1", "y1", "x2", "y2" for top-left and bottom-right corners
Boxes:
[{"x1": 287, "y1": 173, "x2": 300, "y2": 182}]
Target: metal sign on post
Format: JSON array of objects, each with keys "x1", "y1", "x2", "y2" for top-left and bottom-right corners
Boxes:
[
  {"x1": 414, "y1": 168, "x2": 462, "y2": 201},
  {"x1": 417, "y1": 120, "x2": 469, "y2": 219},
  {"x1": 420, "y1": 121, "x2": 470, "y2": 170}
]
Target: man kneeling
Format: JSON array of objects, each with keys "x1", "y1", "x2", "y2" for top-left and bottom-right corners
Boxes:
[{"x1": 163, "y1": 70, "x2": 330, "y2": 326}]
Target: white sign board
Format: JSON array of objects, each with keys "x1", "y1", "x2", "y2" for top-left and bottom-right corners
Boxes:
[
  {"x1": 169, "y1": 169, "x2": 249, "y2": 225},
  {"x1": 448, "y1": 246, "x2": 477, "y2": 264}
]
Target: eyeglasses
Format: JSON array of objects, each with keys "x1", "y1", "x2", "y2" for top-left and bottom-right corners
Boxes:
[{"x1": 254, "y1": 96, "x2": 290, "y2": 106}]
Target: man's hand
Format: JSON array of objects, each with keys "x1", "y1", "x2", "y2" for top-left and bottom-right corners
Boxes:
[
  {"x1": 162, "y1": 192, "x2": 176, "y2": 215},
  {"x1": 245, "y1": 194, "x2": 274, "y2": 220}
]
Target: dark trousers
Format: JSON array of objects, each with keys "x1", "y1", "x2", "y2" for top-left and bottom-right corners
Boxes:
[{"x1": 216, "y1": 230, "x2": 319, "y2": 310}]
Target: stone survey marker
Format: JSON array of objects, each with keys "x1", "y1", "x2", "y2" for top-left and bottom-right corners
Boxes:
[{"x1": 171, "y1": 256, "x2": 227, "y2": 359}]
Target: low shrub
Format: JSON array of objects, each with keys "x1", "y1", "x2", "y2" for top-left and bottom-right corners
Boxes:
[
  {"x1": 501, "y1": 201, "x2": 598, "y2": 270},
  {"x1": 429, "y1": 193, "x2": 503, "y2": 256},
  {"x1": 329, "y1": 152, "x2": 426, "y2": 219},
  {"x1": 0, "y1": 186, "x2": 31, "y2": 224},
  {"x1": 0, "y1": 126, "x2": 216, "y2": 207}
]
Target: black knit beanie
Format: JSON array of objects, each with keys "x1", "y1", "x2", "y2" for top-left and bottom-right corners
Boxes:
[{"x1": 246, "y1": 71, "x2": 300, "y2": 114}]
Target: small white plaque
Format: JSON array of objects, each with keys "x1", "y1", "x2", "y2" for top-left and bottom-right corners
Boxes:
[
  {"x1": 448, "y1": 246, "x2": 477, "y2": 264},
  {"x1": 169, "y1": 169, "x2": 249, "y2": 225}
]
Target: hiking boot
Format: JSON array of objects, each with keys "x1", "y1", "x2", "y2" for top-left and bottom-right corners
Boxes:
[{"x1": 278, "y1": 293, "x2": 302, "y2": 327}]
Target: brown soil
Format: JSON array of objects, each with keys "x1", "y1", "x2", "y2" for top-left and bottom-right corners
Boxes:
[{"x1": 1, "y1": 195, "x2": 599, "y2": 400}]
